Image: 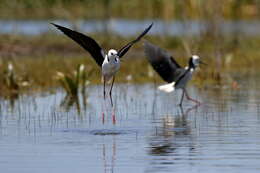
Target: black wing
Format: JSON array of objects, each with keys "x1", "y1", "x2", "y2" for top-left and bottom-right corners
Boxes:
[
  {"x1": 51, "y1": 23, "x2": 105, "y2": 67},
  {"x1": 117, "y1": 23, "x2": 153, "y2": 58},
  {"x1": 144, "y1": 41, "x2": 184, "y2": 83}
]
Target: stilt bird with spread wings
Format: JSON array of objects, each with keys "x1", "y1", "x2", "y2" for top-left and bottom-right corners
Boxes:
[{"x1": 52, "y1": 23, "x2": 153, "y2": 106}]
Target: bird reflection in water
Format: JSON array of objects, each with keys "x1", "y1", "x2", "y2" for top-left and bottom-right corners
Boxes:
[
  {"x1": 148, "y1": 105, "x2": 199, "y2": 156},
  {"x1": 102, "y1": 136, "x2": 117, "y2": 173}
]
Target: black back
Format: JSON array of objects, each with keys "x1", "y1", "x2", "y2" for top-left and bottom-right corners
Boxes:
[
  {"x1": 117, "y1": 23, "x2": 153, "y2": 58},
  {"x1": 51, "y1": 23, "x2": 105, "y2": 67},
  {"x1": 144, "y1": 41, "x2": 184, "y2": 83}
]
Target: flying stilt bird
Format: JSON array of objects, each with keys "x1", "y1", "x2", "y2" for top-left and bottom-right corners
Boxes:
[{"x1": 144, "y1": 41, "x2": 205, "y2": 106}]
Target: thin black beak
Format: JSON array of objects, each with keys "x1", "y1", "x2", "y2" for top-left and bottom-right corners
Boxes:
[{"x1": 199, "y1": 60, "x2": 207, "y2": 66}]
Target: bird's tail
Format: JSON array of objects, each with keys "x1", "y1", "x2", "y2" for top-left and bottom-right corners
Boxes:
[{"x1": 158, "y1": 82, "x2": 175, "y2": 93}]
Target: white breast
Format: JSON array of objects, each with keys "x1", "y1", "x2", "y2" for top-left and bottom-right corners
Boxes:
[{"x1": 102, "y1": 56, "x2": 120, "y2": 81}]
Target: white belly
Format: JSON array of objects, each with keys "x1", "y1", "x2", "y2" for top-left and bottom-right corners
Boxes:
[{"x1": 102, "y1": 60, "x2": 120, "y2": 81}]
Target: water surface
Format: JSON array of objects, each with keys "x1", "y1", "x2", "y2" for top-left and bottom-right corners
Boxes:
[
  {"x1": 1, "y1": 19, "x2": 260, "y2": 36},
  {"x1": 0, "y1": 79, "x2": 260, "y2": 173}
]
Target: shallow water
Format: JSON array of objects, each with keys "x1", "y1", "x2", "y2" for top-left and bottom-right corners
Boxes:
[
  {"x1": 0, "y1": 80, "x2": 260, "y2": 173},
  {"x1": 1, "y1": 19, "x2": 260, "y2": 36}
]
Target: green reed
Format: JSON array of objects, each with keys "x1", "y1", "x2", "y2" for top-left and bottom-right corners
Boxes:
[{"x1": 56, "y1": 64, "x2": 90, "y2": 97}]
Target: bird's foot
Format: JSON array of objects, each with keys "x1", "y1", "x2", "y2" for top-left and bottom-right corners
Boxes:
[{"x1": 189, "y1": 98, "x2": 201, "y2": 105}]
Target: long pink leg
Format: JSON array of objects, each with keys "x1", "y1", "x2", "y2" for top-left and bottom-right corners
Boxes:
[{"x1": 184, "y1": 88, "x2": 201, "y2": 105}]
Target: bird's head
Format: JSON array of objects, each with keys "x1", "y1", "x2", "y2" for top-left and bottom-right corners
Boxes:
[
  {"x1": 107, "y1": 49, "x2": 119, "y2": 62},
  {"x1": 108, "y1": 49, "x2": 118, "y2": 57},
  {"x1": 189, "y1": 55, "x2": 206, "y2": 69}
]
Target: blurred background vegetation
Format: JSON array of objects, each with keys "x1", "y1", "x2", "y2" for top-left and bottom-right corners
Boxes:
[
  {"x1": 0, "y1": 0, "x2": 259, "y2": 95},
  {"x1": 0, "y1": 0, "x2": 259, "y2": 19}
]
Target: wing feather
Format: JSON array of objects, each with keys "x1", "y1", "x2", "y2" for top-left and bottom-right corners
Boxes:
[
  {"x1": 144, "y1": 41, "x2": 184, "y2": 83},
  {"x1": 117, "y1": 23, "x2": 153, "y2": 58},
  {"x1": 51, "y1": 23, "x2": 105, "y2": 67}
]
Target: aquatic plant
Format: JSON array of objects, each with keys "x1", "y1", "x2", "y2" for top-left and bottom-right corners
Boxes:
[
  {"x1": 56, "y1": 64, "x2": 90, "y2": 97},
  {"x1": 4, "y1": 62, "x2": 19, "y2": 91}
]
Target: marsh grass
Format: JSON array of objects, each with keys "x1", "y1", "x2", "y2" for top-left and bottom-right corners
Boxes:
[
  {"x1": 56, "y1": 64, "x2": 90, "y2": 97},
  {"x1": 4, "y1": 63, "x2": 19, "y2": 91},
  {"x1": 0, "y1": 33, "x2": 260, "y2": 95},
  {"x1": 0, "y1": 0, "x2": 259, "y2": 20},
  {"x1": 56, "y1": 64, "x2": 90, "y2": 114}
]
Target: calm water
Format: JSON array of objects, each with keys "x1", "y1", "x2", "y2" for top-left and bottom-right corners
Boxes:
[
  {"x1": 1, "y1": 19, "x2": 260, "y2": 36},
  {"x1": 0, "y1": 79, "x2": 260, "y2": 173}
]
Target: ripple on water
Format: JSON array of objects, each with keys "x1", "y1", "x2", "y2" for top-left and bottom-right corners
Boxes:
[{"x1": 61, "y1": 128, "x2": 137, "y2": 136}]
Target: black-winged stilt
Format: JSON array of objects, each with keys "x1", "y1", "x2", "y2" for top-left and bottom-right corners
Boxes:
[
  {"x1": 144, "y1": 41, "x2": 205, "y2": 106},
  {"x1": 51, "y1": 23, "x2": 153, "y2": 106}
]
